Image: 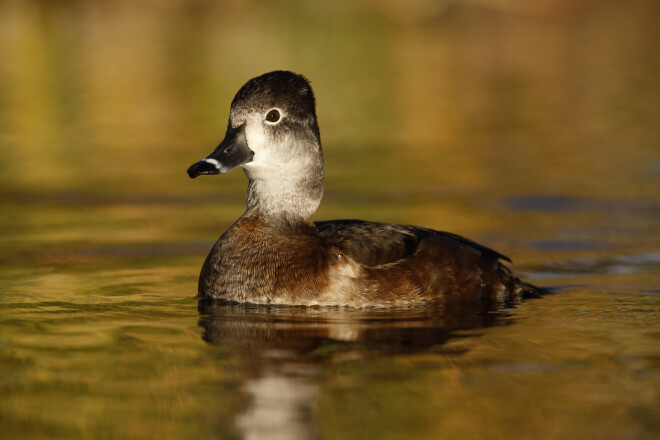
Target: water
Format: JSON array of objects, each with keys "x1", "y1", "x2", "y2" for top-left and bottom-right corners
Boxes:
[{"x1": 1, "y1": 1, "x2": 659, "y2": 439}]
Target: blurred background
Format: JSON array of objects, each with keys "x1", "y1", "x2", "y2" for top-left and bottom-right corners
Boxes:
[
  {"x1": 1, "y1": 1, "x2": 659, "y2": 439},
  {"x1": 1, "y1": 0, "x2": 658, "y2": 243}
]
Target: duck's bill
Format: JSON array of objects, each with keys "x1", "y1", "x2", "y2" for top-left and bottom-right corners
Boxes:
[{"x1": 187, "y1": 124, "x2": 254, "y2": 178}]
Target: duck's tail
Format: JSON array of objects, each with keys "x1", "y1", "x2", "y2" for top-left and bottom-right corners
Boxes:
[{"x1": 518, "y1": 280, "x2": 552, "y2": 299}]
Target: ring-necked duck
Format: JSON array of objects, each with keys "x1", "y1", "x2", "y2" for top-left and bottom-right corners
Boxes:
[{"x1": 187, "y1": 71, "x2": 546, "y2": 307}]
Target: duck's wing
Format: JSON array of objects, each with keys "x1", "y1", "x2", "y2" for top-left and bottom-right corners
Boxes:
[{"x1": 314, "y1": 219, "x2": 511, "y2": 267}]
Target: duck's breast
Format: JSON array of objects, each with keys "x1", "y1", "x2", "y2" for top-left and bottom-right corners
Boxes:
[{"x1": 199, "y1": 217, "x2": 339, "y2": 304}]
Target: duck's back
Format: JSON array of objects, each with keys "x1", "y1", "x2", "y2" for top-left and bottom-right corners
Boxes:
[
  {"x1": 315, "y1": 219, "x2": 510, "y2": 267},
  {"x1": 315, "y1": 219, "x2": 544, "y2": 307}
]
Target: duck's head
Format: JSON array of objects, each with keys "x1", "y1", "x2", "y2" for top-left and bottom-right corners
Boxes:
[{"x1": 188, "y1": 71, "x2": 324, "y2": 221}]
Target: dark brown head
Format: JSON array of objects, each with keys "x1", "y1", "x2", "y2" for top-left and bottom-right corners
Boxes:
[{"x1": 188, "y1": 71, "x2": 325, "y2": 222}]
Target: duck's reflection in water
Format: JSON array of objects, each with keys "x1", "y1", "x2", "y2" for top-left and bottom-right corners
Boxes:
[{"x1": 198, "y1": 300, "x2": 509, "y2": 440}]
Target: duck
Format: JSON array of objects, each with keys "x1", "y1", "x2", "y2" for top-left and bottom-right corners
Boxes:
[{"x1": 187, "y1": 70, "x2": 546, "y2": 308}]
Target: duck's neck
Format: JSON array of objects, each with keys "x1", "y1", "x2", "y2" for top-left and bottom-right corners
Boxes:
[{"x1": 243, "y1": 155, "x2": 324, "y2": 226}]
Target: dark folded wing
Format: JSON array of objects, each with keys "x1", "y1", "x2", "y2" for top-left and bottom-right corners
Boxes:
[{"x1": 315, "y1": 219, "x2": 511, "y2": 267}]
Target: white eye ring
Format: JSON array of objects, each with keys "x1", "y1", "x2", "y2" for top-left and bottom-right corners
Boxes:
[{"x1": 265, "y1": 108, "x2": 283, "y2": 124}]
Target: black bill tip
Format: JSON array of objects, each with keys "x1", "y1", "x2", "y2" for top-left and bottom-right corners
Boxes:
[{"x1": 187, "y1": 159, "x2": 220, "y2": 178}]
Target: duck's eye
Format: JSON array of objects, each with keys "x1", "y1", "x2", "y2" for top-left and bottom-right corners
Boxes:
[{"x1": 265, "y1": 109, "x2": 280, "y2": 123}]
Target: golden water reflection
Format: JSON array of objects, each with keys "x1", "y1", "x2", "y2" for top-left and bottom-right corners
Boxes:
[{"x1": 1, "y1": 0, "x2": 658, "y2": 200}]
